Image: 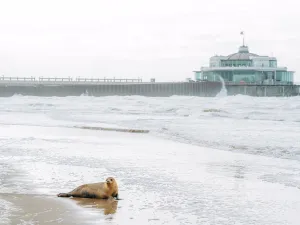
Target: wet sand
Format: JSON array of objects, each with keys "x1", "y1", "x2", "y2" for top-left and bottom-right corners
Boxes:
[
  {"x1": 1, "y1": 123, "x2": 300, "y2": 224},
  {"x1": 0, "y1": 193, "x2": 118, "y2": 225}
]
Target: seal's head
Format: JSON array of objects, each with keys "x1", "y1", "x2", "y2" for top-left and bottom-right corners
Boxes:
[{"x1": 106, "y1": 177, "x2": 116, "y2": 185}]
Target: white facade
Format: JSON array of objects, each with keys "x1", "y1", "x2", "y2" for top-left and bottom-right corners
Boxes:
[
  {"x1": 194, "y1": 45, "x2": 294, "y2": 84},
  {"x1": 250, "y1": 56, "x2": 277, "y2": 68}
]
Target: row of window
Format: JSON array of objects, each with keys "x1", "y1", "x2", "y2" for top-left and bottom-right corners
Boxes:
[
  {"x1": 196, "y1": 70, "x2": 293, "y2": 82},
  {"x1": 209, "y1": 60, "x2": 278, "y2": 68},
  {"x1": 276, "y1": 71, "x2": 293, "y2": 82},
  {"x1": 220, "y1": 60, "x2": 252, "y2": 67}
]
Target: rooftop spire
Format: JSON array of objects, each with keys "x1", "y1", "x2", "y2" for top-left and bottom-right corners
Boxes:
[
  {"x1": 240, "y1": 31, "x2": 245, "y2": 46},
  {"x1": 238, "y1": 45, "x2": 249, "y2": 53}
]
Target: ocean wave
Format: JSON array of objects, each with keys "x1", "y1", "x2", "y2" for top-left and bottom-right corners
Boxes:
[
  {"x1": 1, "y1": 95, "x2": 299, "y2": 160},
  {"x1": 0, "y1": 199, "x2": 18, "y2": 225}
]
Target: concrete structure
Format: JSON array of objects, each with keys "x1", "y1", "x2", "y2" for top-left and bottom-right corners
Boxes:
[
  {"x1": 194, "y1": 45, "x2": 295, "y2": 85},
  {"x1": 0, "y1": 77, "x2": 221, "y2": 97},
  {"x1": 0, "y1": 76, "x2": 299, "y2": 97}
]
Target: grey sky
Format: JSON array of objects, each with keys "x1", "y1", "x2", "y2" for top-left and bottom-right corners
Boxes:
[{"x1": 0, "y1": 0, "x2": 299, "y2": 82}]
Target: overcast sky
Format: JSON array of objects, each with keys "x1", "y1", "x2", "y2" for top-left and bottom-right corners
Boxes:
[{"x1": 0, "y1": 0, "x2": 299, "y2": 82}]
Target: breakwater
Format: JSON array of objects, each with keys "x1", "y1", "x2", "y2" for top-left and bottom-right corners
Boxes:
[
  {"x1": 0, "y1": 79, "x2": 223, "y2": 97},
  {"x1": 0, "y1": 77, "x2": 299, "y2": 97}
]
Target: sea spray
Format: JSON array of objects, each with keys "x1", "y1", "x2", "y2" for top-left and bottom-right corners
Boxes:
[{"x1": 216, "y1": 75, "x2": 227, "y2": 97}]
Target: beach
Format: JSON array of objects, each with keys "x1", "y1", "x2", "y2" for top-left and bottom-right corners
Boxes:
[
  {"x1": 0, "y1": 193, "x2": 113, "y2": 225},
  {"x1": 1, "y1": 95, "x2": 300, "y2": 224}
]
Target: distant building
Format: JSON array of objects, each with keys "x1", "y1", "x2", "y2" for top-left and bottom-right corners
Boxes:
[{"x1": 194, "y1": 44, "x2": 294, "y2": 85}]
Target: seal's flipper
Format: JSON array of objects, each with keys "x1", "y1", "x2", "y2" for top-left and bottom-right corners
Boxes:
[
  {"x1": 114, "y1": 194, "x2": 123, "y2": 200},
  {"x1": 57, "y1": 193, "x2": 71, "y2": 197}
]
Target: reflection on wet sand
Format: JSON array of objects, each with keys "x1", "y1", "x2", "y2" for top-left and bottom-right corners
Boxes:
[
  {"x1": 206, "y1": 161, "x2": 246, "y2": 179},
  {"x1": 71, "y1": 197, "x2": 119, "y2": 215},
  {"x1": 234, "y1": 164, "x2": 245, "y2": 179}
]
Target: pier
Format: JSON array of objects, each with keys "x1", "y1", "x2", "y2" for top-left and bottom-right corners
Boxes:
[{"x1": 0, "y1": 76, "x2": 299, "y2": 97}]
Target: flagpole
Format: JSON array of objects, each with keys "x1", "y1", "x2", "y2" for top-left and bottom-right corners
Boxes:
[{"x1": 240, "y1": 31, "x2": 245, "y2": 46}]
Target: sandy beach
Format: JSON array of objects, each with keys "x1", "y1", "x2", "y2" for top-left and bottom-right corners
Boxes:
[
  {"x1": 0, "y1": 194, "x2": 123, "y2": 225},
  {"x1": 1, "y1": 96, "x2": 300, "y2": 225},
  {"x1": 1, "y1": 193, "x2": 90, "y2": 225},
  {"x1": 1, "y1": 124, "x2": 300, "y2": 225},
  {"x1": 1, "y1": 193, "x2": 119, "y2": 225}
]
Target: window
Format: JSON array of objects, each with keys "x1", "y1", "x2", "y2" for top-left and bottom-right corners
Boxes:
[
  {"x1": 276, "y1": 71, "x2": 292, "y2": 82},
  {"x1": 194, "y1": 72, "x2": 202, "y2": 80},
  {"x1": 269, "y1": 60, "x2": 277, "y2": 67}
]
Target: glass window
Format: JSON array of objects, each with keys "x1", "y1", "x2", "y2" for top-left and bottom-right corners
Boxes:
[
  {"x1": 232, "y1": 71, "x2": 256, "y2": 83},
  {"x1": 281, "y1": 71, "x2": 287, "y2": 81},
  {"x1": 275, "y1": 71, "x2": 282, "y2": 81},
  {"x1": 269, "y1": 60, "x2": 277, "y2": 68},
  {"x1": 286, "y1": 72, "x2": 294, "y2": 82},
  {"x1": 194, "y1": 72, "x2": 202, "y2": 80}
]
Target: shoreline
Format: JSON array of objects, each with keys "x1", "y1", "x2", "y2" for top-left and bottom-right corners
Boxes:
[
  {"x1": 0, "y1": 193, "x2": 118, "y2": 225},
  {"x1": 1, "y1": 119, "x2": 300, "y2": 224}
]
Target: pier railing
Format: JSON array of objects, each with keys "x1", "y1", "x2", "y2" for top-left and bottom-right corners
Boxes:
[
  {"x1": 75, "y1": 77, "x2": 142, "y2": 82},
  {"x1": 0, "y1": 76, "x2": 143, "y2": 83},
  {"x1": 0, "y1": 76, "x2": 36, "y2": 81}
]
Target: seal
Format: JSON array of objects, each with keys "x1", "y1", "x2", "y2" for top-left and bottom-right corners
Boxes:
[{"x1": 57, "y1": 177, "x2": 119, "y2": 200}]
